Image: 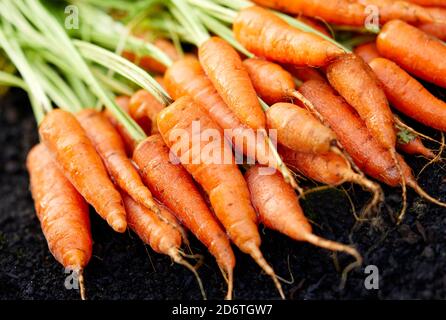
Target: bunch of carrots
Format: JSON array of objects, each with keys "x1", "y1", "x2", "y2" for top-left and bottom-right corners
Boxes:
[{"x1": 1, "y1": 0, "x2": 446, "y2": 300}]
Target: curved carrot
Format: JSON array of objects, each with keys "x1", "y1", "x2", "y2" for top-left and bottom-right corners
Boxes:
[
  {"x1": 267, "y1": 102, "x2": 337, "y2": 154},
  {"x1": 369, "y1": 57, "x2": 446, "y2": 132},
  {"x1": 418, "y1": 7, "x2": 446, "y2": 41},
  {"x1": 397, "y1": 137, "x2": 435, "y2": 159},
  {"x1": 252, "y1": 0, "x2": 367, "y2": 26},
  {"x1": 39, "y1": 109, "x2": 127, "y2": 233},
  {"x1": 199, "y1": 37, "x2": 265, "y2": 130},
  {"x1": 358, "y1": 0, "x2": 433, "y2": 24},
  {"x1": 27, "y1": 143, "x2": 92, "y2": 300},
  {"x1": 245, "y1": 164, "x2": 362, "y2": 285},
  {"x1": 76, "y1": 109, "x2": 166, "y2": 226},
  {"x1": 354, "y1": 42, "x2": 380, "y2": 64},
  {"x1": 233, "y1": 6, "x2": 344, "y2": 68},
  {"x1": 243, "y1": 58, "x2": 295, "y2": 105},
  {"x1": 377, "y1": 20, "x2": 446, "y2": 89},
  {"x1": 132, "y1": 134, "x2": 235, "y2": 299},
  {"x1": 157, "y1": 96, "x2": 284, "y2": 298},
  {"x1": 326, "y1": 53, "x2": 396, "y2": 150},
  {"x1": 129, "y1": 90, "x2": 164, "y2": 134}
]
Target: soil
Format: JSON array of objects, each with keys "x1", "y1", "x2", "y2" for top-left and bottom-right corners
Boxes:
[{"x1": 1, "y1": 87, "x2": 446, "y2": 300}]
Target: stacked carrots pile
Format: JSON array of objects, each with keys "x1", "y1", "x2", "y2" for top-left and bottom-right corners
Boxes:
[{"x1": 1, "y1": 0, "x2": 446, "y2": 300}]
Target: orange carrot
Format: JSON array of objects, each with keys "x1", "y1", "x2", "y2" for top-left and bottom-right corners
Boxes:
[
  {"x1": 245, "y1": 165, "x2": 362, "y2": 284},
  {"x1": 252, "y1": 0, "x2": 367, "y2": 26},
  {"x1": 369, "y1": 57, "x2": 446, "y2": 131},
  {"x1": 358, "y1": 0, "x2": 434, "y2": 24},
  {"x1": 266, "y1": 102, "x2": 337, "y2": 154},
  {"x1": 39, "y1": 109, "x2": 127, "y2": 232},
  {"x1": 122, "y1": 193, "x2": 206, "y2": 299},
  {"x1": 284, "y1": 65, "x2": 326, "y2": 82},
  {"x1": 296, "y1": 16, "x2": 332, "y2": 37},
  {"x1": 377, "y1": 20, "x2": 446, "y2": 88},
  {"x1": 418, "y1": 7, "x2": 446, "y2": 41},
  {"x1": 233, "y1": 6, "x2": 345, "y2": 68},
  {"x1": 123, "y1": 38, "x2": 179, "y2": 74},
  {"x1": 129, "y1": 90, "x2": 165, "y2": 134},
  {"x1": 132, "y1": 134, "x2": 235, "y2": 299},
  {"x1": 354, "y1": 42, "x2": 380, "y2": 64},
  {"x1": 76, "y1": 109, "x2": 164, "y2": 224},
  {"x1": 397, "y1": 137, "x2": 435, "y2": 159},
  {"x1": 163, "y1": 56, "x2": 277, "y2": 168},
  {"x1": 405, "y1": 0, "x2": 446, "y2": 6},
  {"x1": 199, "y1": 37, "x2": 265, "y2": 130},
  {"x1": 157, "y1": 96, "x2": 284, "y2": 298},
  {"x1": 27, "y1": 143, "x2": 92, "y2": 299}
]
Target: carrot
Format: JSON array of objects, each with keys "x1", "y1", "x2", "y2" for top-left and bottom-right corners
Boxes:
[
  {"x1": 27, "y1": 143, "x2": 92, "y2": 300},
  {"x1": 296, "y1": 16, "x2": 332, "y2": 37},
  {"x1": 157, "y1": 96, "x2": 284, "y2": 298},
  {"x1": 198, "y1": 37, "x2": 265, "y2": 130},
  {"x1": 132, "y1": 134, "x2": 235, "y2": 299},
  {"x1": 123, "y1": 38, "x2": 179, "y2": 74},
  {"x1": 284, "y1": 65, "x2": 326, "y2": 82},
  {"x1": 122, "y1": 193, "x2": 206, "y2": 299},
  {"x1": 252, "y1": 0, "x2": 367, "y2": 26},
  {"x1": 103, "y1": 96, "x2": 138, "y2": 154},
  {"x1": 299, "y1": 79, "x2": 446, "y2": 219},
  {"x1": 233, "y1": 6, "x2": 345, "y2": 68},
  {"x1": 164, "y1": 56, "x2": 285, "y2": 174},
  {"x1": 353, "y1": 42, "x2": 380, "y2": 64},
  {"x1": 129, "y1": 90, "x2": 164, "y2": 134},
  {"x1": 245, "y1": 165, "x2": 362, "y2": 285},
  {"x1": 266, "y1": 102, "x2": 337, "y2": 154},
  {"x1": 326, "y1": 53, "x2": 396, "y2": 151},
  {"x1": 39, "y1": 109, "x2": 127, "y2": 232},
  {"x1": 358, "y1": 0, "x2": 434, "y2": 24},
  {"x1": 418, "y1": 8, "x2": 446, "y2": 41},
  {"x1": 405, "y1": 0, "x2": 446, "y2": 6},
  {"x1": 377, "y1": 20, "x2": 446, "y2": 89},
  {"x1": 243, "y1": 58, "x2": 295, "y2": 105},
  {"x1": 369, "y1": 57, "x2": 446, "y2": 132},
  {"x1": 75, "y1": 109, "x2": 169, "y2": 229},
  {"x1": 397, "y1": 137, "x2": 435, "y2": 159}
]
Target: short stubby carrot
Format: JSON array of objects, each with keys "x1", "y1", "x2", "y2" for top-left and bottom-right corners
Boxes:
[
  {"x1": 157, "y1": 96, "x2": 284, "y2": 298},
  {"x1": 39, "y1": 109, "x2": 127, "y2": 233},
  {"x1": 164, "y1": 56, "x2": 277, "y2": 167},
  {"x1": 358, "y1": 0, "x2": 433, "y2": 24},
  {"x1": 123, "y1": 38, "x2": 179, "y2": 74},
  {"x1": 354, "y1": 42, "x2": 380, "y2": 64},
  {"x1": 252, "y1": 0, "x2": 367, "y2": 26},
  {"x1": 266, "y1": 102, "x2": 337, "y2": 154},
  {"x1": 326, "y1": 53, "x2": 396, "y2": 150},
  {"x1": 377, "y1": 20, "x2": 446, "y2": 89},
  {"x1": 129, "y1": 90, "x2": 165, "y2": 134},
  {"x1": 243, "y1": 58, "x2": 295, "y2": 105},
  {"x1": 369, "y1": 57, "x2": 446, "y2": 132},
  {"x1": 27, "y1": 143, "x2": 92, "y2": 299},
  {"x1": 418, "y1": 7, "x2": 446, "y2": 41},
  {"x1": 397, "y1": 137, "x2": 435, "y2": 159},
  {"x1": 233, "y1": 6, "x2": 345, "y2": 68},
  {"x1": 76, "y1": 109, "x2": 163, "y2": 224},
  {"x1": 245, "y1": 165, "x2": 362, "y2": 283},
  {"x1": 198, "y1": 37, "x2": 265, "y2": 130},
  {"x1": 132, "y1": 134, "x2": 235, "y2": 299}
]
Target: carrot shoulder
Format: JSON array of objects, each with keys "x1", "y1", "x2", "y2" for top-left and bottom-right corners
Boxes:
[{"x1": 39, "y1": 109, "x2": 127, "y2": 232}]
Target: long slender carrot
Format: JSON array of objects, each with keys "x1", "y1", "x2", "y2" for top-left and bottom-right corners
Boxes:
[
  {"x1": 377, "y1": 20, "x2": 446, "y2": 89},
  {"x1": 266, "y1": 102, "x2": 337, "y2": 154},
  {"x1": 299, "y1": 79, "x2": 446, "y2": 218},
  {"x1": 358, "y1": 0, "x2": 434, "y2": 24},
  {"x1": 122, "y1": 193, "x2": 206, "y2": 299},
  {"x1": 418, "y1": 7, "x2": 446, "y2": 41},
  {"x1": 198, "y1": 36, "x2": 265, "y2": 130},
  {"x1": 157, "y1": 96, "x2": 284, "y2": 298},
  {"x1": 354, "y1": 42, "x2": 380, "y2": 64},
  {"x1": 245, "y1": 164, "x2": 362, "y2": 285},
  {"x1": 369, "y1": 57, "x2": 446, "y2": 132},
  {"x1": 75, "y1": 109, "x2": 169, "y2": 227},
  {"x1": 252, "y1": 0, "x2": 367, "y2": 26},
  {"x1": 39, "y1": 109, "x2": 127, "y2": 232},
  {"x1": 27, "y1": 143, "x2": 92, "y2": 300},
  {"x1": 233, "y1": 6, "x2": 345, "y2": 68},
  {"x1": 132, "y1": 134, "x2": 235, "y2": 299},
  {"x1": 129, "y1": 90, "x2": 164, "y2": 134}
]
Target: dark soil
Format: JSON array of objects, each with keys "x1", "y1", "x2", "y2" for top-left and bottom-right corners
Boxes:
[{"x1": 1, "y1": 87, "x2": 446, "y2": 300}]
